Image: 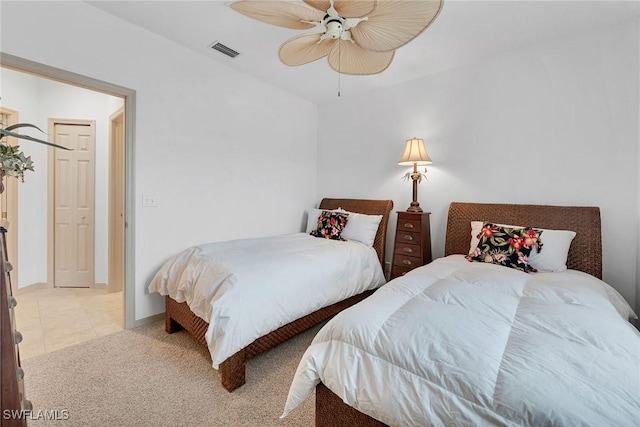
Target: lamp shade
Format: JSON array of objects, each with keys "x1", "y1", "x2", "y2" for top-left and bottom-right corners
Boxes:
[{"x1": 398, "y1": 138, "x2": 432, "y2": 165}]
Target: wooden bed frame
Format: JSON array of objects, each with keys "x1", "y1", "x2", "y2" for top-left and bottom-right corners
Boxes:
[
  {"x1": 315, "y1": 201, "x2": 602, "y2": 426},
  {"x1": 164, "y1": 198, "x2": 393, "y2": 392}
]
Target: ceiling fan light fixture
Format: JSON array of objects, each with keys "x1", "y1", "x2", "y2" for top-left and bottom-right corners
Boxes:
[{"x1": 323, "y1": 17, "x2": 343, "y2": 40}]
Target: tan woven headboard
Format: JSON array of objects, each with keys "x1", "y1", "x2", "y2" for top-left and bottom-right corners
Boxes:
[
  {"x1": 318, "y1": 198, "x2": 394, "y2": 266},
  {"x1": 444, "y1": 202, "x2": 602, "y2": 278}
]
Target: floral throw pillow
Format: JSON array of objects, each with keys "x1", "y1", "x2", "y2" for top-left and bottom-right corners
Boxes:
[
  {"x1": 466, "y1": 223, "x2": 544, "y2": 273},
  {"x1": 310, "y1": 210, "x2": 349, "y2": 241}
]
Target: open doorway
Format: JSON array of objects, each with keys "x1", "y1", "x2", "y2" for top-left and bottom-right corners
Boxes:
[{"x1": 1, "y1": 53, "x2": 135, "y2": 356}]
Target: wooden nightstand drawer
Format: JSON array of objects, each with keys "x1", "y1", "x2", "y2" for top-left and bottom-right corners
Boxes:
[
  {"x1": 392, "y1": 254, "x2": 422, "y2": 269},
  {"x1": 397, "y1": 218, "x2": 422, "y2": 232},
  {"x1": 390, "y1": 265, "x2": 413, "y2": 279},
  {"x1": 394, "y1": 242, "x2": 420, "y2": 256},
  {"x1": 396, "y1": 230, "x2": 420, "y2": 244}
]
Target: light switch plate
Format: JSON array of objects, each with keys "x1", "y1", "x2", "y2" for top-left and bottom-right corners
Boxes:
[{"x1": 142, "y1": 193, "x2": 157, "y2": 207}]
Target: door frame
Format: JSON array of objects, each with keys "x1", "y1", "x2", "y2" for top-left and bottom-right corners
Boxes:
[
  {"x1": 0, "y1": 52, "x2": 138, "y2": 329},
  {"x1": 108, "y1": 107, "x2": 125, "y2": 293},
  {"x1": 47, "y1": 118, "x2": 96, "y2": 288},
  {"x1": 0, "y1": 107, "x2": 20, "y2": 292}
]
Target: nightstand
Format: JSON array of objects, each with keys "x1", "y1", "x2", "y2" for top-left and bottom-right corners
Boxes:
[{"x1": 390, "y1": 211, "x2": 432, "y2": 280}]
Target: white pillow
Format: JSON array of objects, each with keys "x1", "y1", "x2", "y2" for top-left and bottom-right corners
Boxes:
[
  {"x1": 469, "y1": 221, "x2": 576, "y2": 272},
  {"x1": 337, "y1": 209, "x2": 383, "y2": 247},
  {"x1": 305, "y1": 208, "x2": 382, "y2": 247},
  {"x1": 305, "y1": 208, "x2": 323, "y2": 234}
]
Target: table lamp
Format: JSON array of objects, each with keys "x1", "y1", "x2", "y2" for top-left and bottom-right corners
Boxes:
[{"x1": 398, "y1": 137, "x2": 432, "y2": 213}]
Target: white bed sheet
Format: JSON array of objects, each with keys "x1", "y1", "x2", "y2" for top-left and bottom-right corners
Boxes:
[
  {"x1": 148, "y1": 233, "x2": 385, "y2": 368},
  {"x1": 283, "y1": 255, "x2": 640, "y2": 426}
]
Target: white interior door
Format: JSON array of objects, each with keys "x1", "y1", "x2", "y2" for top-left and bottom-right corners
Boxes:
[{"x1": 53, "y1": 122, "x2": 95, "y2": 288}]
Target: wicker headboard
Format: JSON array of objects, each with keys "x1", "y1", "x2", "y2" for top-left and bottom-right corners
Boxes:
[
  {"x1": 318, "y1": 198, "x2": 394, "y2": 266},
  {"x1": 444, "y1": 202, "x2": 602, "y2": 278}
]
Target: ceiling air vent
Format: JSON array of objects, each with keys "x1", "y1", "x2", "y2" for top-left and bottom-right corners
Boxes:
[{"x1": 209, "y1": 41, "x2": 240, "y2": 58}]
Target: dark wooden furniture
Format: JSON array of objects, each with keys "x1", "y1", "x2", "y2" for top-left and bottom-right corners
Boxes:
[
  {"x1": 165, "y1": 198, "x2": 393, "y2": 392},
  {"x1": 390, "y1": 211, "x2": 432, "y2": 279},
  {"x1": 315, "y1": 201, "x2": 604, "y2": 426},
  {"x1": 1, "y1": 227, "x2": 28, "y2": 426}
]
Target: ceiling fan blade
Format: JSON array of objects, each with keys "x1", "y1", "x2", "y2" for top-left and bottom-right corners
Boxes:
[
  {"x1": 304, "y1": 0, "x2": 377, "y2": 17},
  {"x1": 230, "y1": 0, "x2": 324, "y2": 30},
  {"x1": 327, "y1": 40, "x2": 394, "y2": 75},
  {"x1": 350, "y1": 0, "x2": 443, "y2": 52},
  {"x1": 279, "y1": 33, "x2": 337, "y2": 66},
  {"x1": 303, "y1": 0, "x2": 331, "y2": 13}
]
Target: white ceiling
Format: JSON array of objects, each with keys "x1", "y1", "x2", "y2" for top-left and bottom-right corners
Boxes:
[{"x1": 87, "y1": 0, "x2": 640, "y2": 105}]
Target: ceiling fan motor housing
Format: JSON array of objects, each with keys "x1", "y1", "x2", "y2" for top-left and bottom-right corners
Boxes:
[{"x1": 322, "y1": 14, "x2": 344, "y2": 39}]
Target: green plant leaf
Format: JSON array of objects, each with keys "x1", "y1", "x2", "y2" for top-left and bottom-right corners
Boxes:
[
  {"x1": 0, "y1": 127, "x2": 70, "y2": 150},
  {"x1": 4, "y1": 123, "x2": 46, "y2": 133}
]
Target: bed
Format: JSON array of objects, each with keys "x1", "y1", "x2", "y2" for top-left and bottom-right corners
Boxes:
[
  {"x1": 148, "y1": 198, "x2": 393, "y2": 392},
  {"x1": 282, "y1": 202, "x2": 640, "y2": 426}
]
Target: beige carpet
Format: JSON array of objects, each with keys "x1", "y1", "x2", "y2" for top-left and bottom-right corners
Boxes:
[{"x1": 22, "y1": 320, "x2": 319, "y2": 426}]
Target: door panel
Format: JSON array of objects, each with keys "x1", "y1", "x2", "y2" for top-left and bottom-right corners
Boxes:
[{"x1": 54, "y1": 122, "x2": 95, "y2": 288}]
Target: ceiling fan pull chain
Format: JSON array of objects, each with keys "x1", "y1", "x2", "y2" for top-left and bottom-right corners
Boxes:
[{"x1": 338, "y1": 41, "x2": 341, "y2": 97}]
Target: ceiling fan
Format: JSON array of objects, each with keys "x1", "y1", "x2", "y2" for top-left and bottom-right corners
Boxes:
[{"x1": 229, "y1": 0, "x2": 444, "y2": 75}]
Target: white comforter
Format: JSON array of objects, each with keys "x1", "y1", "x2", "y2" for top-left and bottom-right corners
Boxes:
[
  {"x1": 283, "y1": 255, "x2": 640, "y2": 426},
  {"x1": 148, "y1": 233, "x2": 385, "y2": 368}
]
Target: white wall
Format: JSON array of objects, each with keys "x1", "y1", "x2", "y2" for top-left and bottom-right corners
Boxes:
[
  {"x1": 1, "y1": 1, "x2": 318, "y2": 321},
  {"x1": 637, "y1": 18, "x2": 640, "y2": 314},
  {"x1": 317, "y1": 21, "x2": 640, "y2": 310},
  {"x1": 0, "y1": 68, "x2": 122, "y2": 288}
]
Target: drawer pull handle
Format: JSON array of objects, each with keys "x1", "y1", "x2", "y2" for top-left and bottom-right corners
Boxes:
[
  {"x1": 403, "y1": 223, "x2": 414, "y2": 229},
  {"x1": 16, "y1": 367, "x2": 24, "y2": 381},
  {"x1": 14, "y1": 331, "x2": 23, "y2": 344},
  {"x1": 402, "y1": 247, "x2": 413, "y2": 253},
  {"x1": 403, "y1": 235, "x2": 413, "y2": 241},
  {"x1": 8, "y1": 296, "x2": 17, "y2": 308},
  {"x1": 403, "y1": 260, "x2": 412, "y2": 266}
]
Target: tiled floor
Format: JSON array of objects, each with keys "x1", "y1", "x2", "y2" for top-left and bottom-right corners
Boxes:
[{"x1": 12, "y1": 287, "x2": 123, "y2": 360}]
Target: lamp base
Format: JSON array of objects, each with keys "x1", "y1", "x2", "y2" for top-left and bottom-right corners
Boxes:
[{"x1": 406, "y1": 202, "x2": 423, "y2": 213}]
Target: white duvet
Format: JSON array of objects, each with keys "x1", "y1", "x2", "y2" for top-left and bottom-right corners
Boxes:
[
  {"x1": 283, "y1": 255, "x2": 640, "y2": 426},
  {"x1": 148, "y1": 233, "x2": 385, "y2": 368}
]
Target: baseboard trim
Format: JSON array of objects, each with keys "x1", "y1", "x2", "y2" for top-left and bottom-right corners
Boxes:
[
  {"x1": 130, "y1": 313, "x2": 164, "y2": 329},
  {"x1": 14, "y1": 282, "x2": 50, "y2": 295},
  {"x1": 15, "y1": 282, "x2": 112, "y2": 294}
]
